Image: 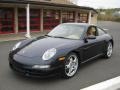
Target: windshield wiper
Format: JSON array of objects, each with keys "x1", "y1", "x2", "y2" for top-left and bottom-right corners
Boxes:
[
  {"x1": 44, "y1": 34, "x2": 53, "y2": 37},
  {"x1": 45, "y1": 35, "x2": 72, "y2": 39},
  {"x1": 45, "y1": 35, "x2": 65, "y2": 38},
  {"x1": 53, "y1": 36, "x2": 69, "y2": 39}
]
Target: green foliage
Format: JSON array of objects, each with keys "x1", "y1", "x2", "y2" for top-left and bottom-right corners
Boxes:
[{"x1": 97, "y1": 8, "x2": 120, "y2": 22}]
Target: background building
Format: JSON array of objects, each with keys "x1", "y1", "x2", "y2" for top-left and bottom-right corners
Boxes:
[
  {"x1": 30, "y1": 0, "x2": 73, "y2": 4},
  {"x1": 0, "y1": 0, "x2": 97, "y2": 35}
]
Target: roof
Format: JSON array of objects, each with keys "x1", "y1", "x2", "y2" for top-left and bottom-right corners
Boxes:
[
  {"x1": 29, "y1": 0, "x2": 74, "y2": 5},
  {"x1": 0, "y1": 0, "x2": 97, "y2": 13}
]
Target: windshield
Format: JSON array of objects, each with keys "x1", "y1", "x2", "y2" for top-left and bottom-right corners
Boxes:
[{"x1": 48, "y1": 24, "x2": 85, "y2": 40}]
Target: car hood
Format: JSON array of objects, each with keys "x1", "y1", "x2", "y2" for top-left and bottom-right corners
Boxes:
[{"x1": 16, "y1": 37, "x2": 81, "y2": 58}]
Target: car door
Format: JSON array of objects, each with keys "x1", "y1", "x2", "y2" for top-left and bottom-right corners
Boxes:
[
  {"x1": 81, "y1": 26, "x2": 103, "y2": 62},
  {"x1": 96, "y1": 27, "x2": 107, "y2": 54}
]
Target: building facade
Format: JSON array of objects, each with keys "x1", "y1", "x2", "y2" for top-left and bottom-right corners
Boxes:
[
  {"x1": 31, "y1": 0, "x2": 73, "y2": 4},
  {"x1": 0, "y1": 0, "x2": 97, "y2": 35}
]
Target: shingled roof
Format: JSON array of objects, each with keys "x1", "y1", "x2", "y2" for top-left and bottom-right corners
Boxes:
[
  {"x1": 28, "y1": 0, "x2": 74, "y2": 5},
  {"x1": 0, "y1": 0, "x2": 97, "y2": 13}
]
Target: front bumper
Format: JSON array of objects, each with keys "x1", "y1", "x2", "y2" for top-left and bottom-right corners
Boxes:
[{"x1": 9, "y1": 58, "x2": 64, "y2": 78}]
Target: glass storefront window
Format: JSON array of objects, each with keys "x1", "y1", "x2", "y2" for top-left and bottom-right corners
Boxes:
[
  {"x1": 18, "y1": 8, "x2": 40, "y2": 32},
  {"x1": 62, "y1": 11, "x2": 75, "y2": 23},
  {"x1": 78, "y1": 13, "x2": 88, "y2": 23},
  {"x1": 30, "y1": 9, "x2": 40, "y2": 31},
  {"x1": 18, "y1": 9, "x2": 26, "y2": 32},
  {"x1": 43, "y1": 9, "x2": 60, "y2": 30},
  {"x1": 0, "y1": 8, "x2": 14, "y2": 34}
]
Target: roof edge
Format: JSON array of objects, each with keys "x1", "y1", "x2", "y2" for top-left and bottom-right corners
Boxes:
[{"x1": 0, "y1": 0, "x2": 97, "y2": 13}]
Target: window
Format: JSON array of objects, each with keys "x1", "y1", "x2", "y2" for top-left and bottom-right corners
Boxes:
[
  {"x1": 87, "y1": 26, "x2": 98, "y2": 36},
  {"x1": 30, "y1": 9, "x2": 40, "y2": 31},
  {"x1": 78, "y1": 13, "x2": 88, "y2": 23},
  {"x1": 18, "y1": 9, "x2": 26, "y2": 32},
  {"x1": 0, "y1": 8, "x2": 14, "y2": 34},
  {"x1": 18, "y1": 9, "x2": 40, "y2": 32},
  {"x1": 62, "y1": 11, "x2": 75, "y2": 23},
  {"x1": 43, "y1": 9, "x2": 60, "y2": 30},
  {"x1": 97, "y1": 27, "x2": 106, "y2": 36}
]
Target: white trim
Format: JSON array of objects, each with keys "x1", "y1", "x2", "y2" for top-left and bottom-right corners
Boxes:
[
  {"x1": 14, "y1": 7, "x2": 18, "y2": 34},
  {"x1": 88, "y1": 11, "x2": 92, "y2": 24},
  {"x1": 60, "y1": 10, "x2": 63, "y2": 24},
  {"x1": 40, "y1": 8, "x2": 43, "y2": 32},
  {"x1": 25, "y1": 4, "x2": 31, "y2": 38},
  {"x1": 75, "y1": 11, "x2": 78, "y2": 23},
  {"x1": 81, "y1": 76, "x2": 120, "y2": 90}
]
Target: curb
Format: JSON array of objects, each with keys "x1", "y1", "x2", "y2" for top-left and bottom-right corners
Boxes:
[
  {"x1": 81, "y1": 76, "x2": 120, "y2": 90},
  {"x1": 0, "y1": 38, "x2": 26, "y2": 43}
]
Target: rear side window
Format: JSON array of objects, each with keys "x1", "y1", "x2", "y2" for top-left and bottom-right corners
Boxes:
[{"x1": 97, "y1": 27, "x2": 106, "y2": 36}]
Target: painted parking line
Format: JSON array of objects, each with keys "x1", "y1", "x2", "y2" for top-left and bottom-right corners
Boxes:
[{"x1": 81, "y1": 76, "x2": 120, "y2": 90}]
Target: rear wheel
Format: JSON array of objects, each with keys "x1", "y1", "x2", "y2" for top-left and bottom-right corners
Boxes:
[
  {"x1": 104, "y1": 42, "x2": 113, "y2": 58},
  {"x1": 62, "y1": 52, "x2": 79, "y2": 78}
]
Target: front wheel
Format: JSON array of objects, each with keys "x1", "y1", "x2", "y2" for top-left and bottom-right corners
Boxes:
[
  {"x1": 62, "y1": 52, "x2": 79, "y2": 78},
  {"x1": 104, "y1": 42, "x2": 113, "y2": 58}
]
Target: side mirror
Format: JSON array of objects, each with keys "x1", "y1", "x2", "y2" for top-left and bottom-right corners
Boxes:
[{"x1": 87, "y1": 35, "x2": 96, "y2": 39}]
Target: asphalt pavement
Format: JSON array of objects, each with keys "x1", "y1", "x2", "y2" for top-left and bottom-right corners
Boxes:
[{"x1": 0, "y1": 21, "x2": 120, "y2": 90}]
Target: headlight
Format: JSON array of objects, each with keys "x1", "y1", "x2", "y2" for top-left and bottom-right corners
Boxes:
[
  {"x1": 12, "y1": 42, "x2": 21, "y2": 51},
  {"x1": 42, "y1": 48, "x2": 56, "y2": 60}
]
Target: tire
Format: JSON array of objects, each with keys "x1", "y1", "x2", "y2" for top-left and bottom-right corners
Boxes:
[
  {"x1": 62, "y1": 52, "x2": 79, "y2": 79},
  {"x1": 104, "y1": 42, "x2": 113, "y2": 58}
]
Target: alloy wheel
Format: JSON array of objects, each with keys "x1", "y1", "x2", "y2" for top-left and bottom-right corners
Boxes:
[
  {"x1": 65, "y1": 54, "x2": 78, "y2": 77},
  {"x1": 107, "y1": 42, "x2": 113, "y2": 57}
]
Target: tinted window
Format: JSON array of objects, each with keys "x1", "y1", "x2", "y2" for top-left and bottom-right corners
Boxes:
[{"x1": 97, "y1": 28, "x2": 106, "y2": 36}]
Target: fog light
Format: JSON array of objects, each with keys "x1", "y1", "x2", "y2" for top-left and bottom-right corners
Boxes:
[{"x1": 32, "y1": 65, "x2": 50, "y2": 69}]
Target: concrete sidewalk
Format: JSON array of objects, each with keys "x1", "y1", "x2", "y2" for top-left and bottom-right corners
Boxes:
[
  {"x1": 81, "y1": 76, "x2": 120, "y2": 90},
  {"x1": 0, "y1": 31, "x2": 48, "y2": 42}
]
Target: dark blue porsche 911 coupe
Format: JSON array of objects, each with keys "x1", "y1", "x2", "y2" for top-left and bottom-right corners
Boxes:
[{"x1": 9, "y1": 23, "x2": 113, "y2": 78}]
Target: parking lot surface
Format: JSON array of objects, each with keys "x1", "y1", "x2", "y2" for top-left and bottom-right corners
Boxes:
[{"x1": 0, "y1": 21, "x2": 120, "y2": 90}]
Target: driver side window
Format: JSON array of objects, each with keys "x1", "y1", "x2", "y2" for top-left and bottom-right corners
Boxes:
[{"x1": 87, "y1": 26, "x2": 98, "y2": 37}]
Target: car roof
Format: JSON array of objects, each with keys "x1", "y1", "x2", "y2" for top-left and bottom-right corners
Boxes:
[{"x1": 62, "y1": 23, "x2": 96, "y2": 27}]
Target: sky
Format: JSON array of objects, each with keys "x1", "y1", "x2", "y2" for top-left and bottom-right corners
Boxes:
[{"x1": 70, "y1": 0, "x2": 120, "y2": 9}]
